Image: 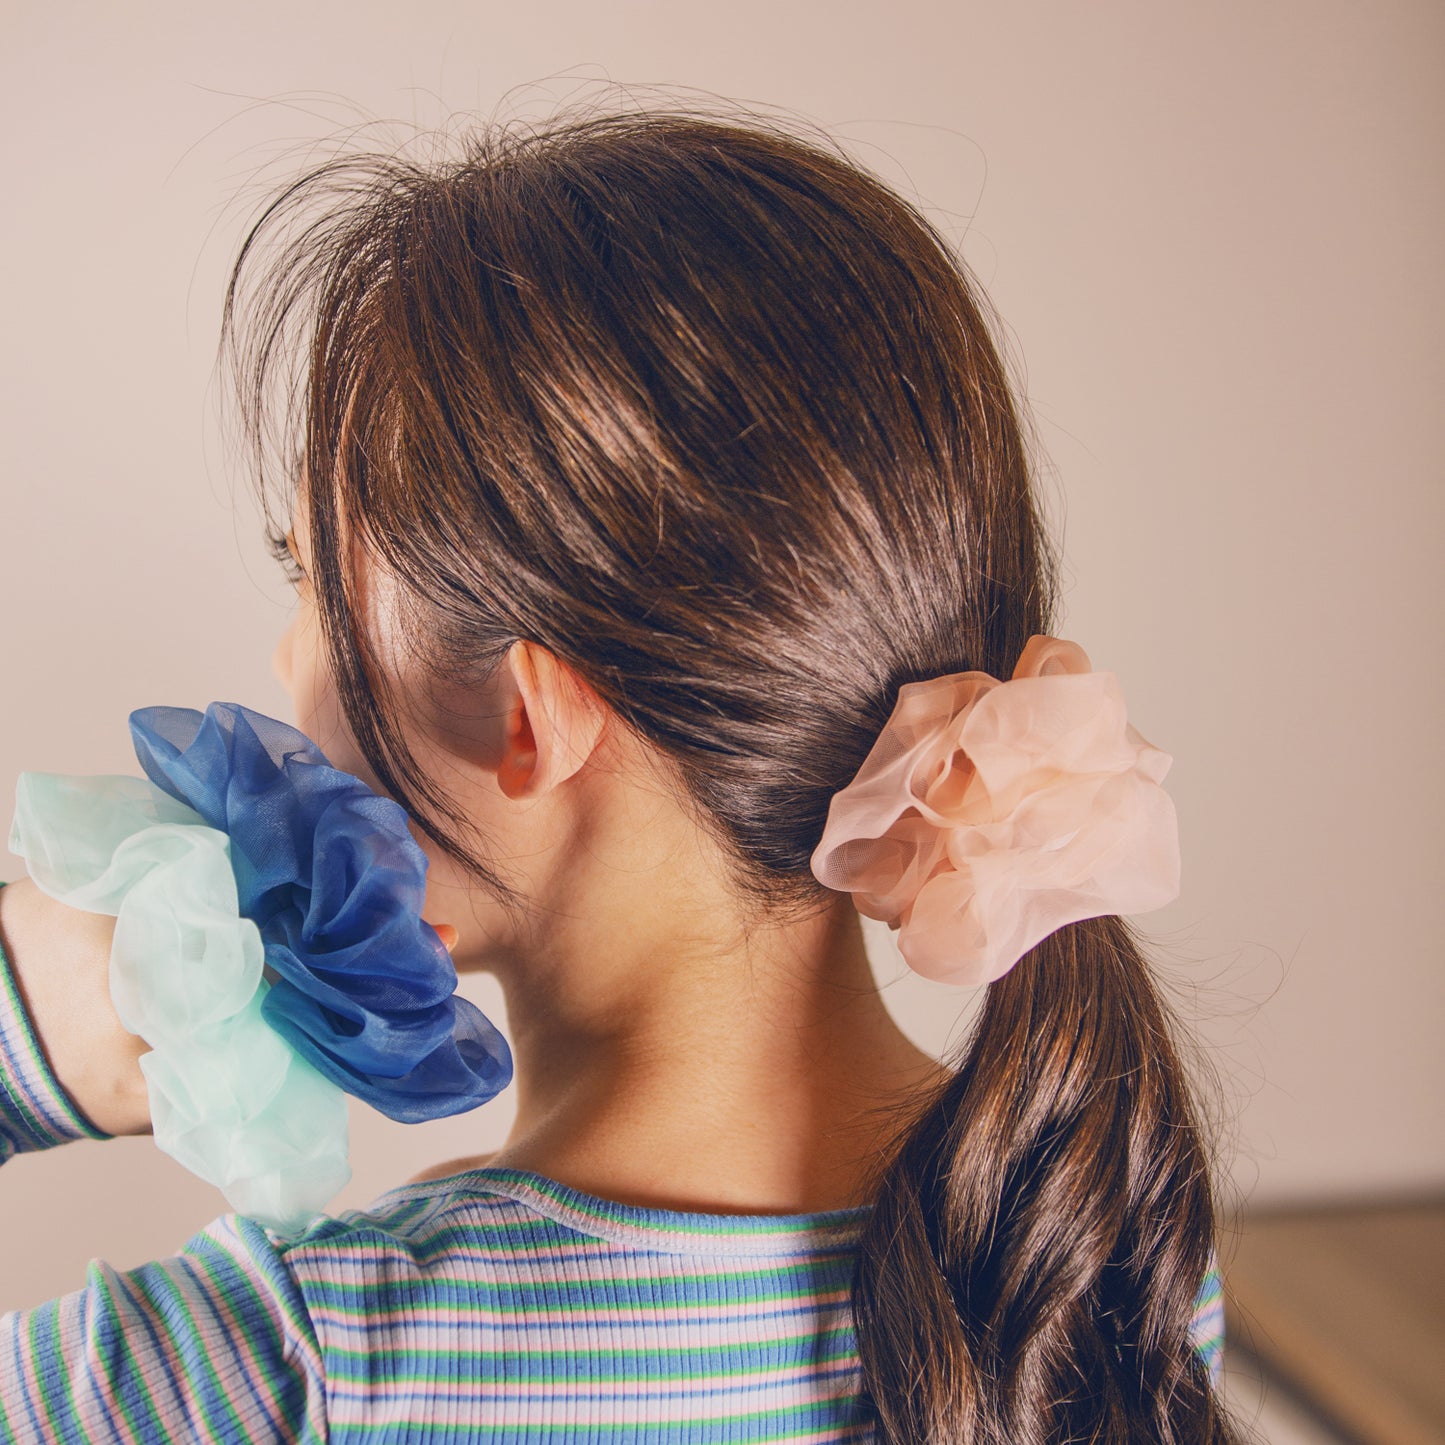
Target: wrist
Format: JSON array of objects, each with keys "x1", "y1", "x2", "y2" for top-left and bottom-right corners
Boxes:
[{"x1": 0, "y1": 878, "x2": 151, "y2": 1137}]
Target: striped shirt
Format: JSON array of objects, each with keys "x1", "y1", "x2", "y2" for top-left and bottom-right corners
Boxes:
[{"x1": 0, "y1": 932, "x2": 1225, "y2": 1443}]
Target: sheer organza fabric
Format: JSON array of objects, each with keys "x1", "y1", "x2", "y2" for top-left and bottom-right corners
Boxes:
[
  {"x1": 8, "y1": 702, "x2": 513, "y2": 1235},
  {"x1": 10, "y1": 771, "x2": 350, "y2": 1233},
  {"x1": 809, "y1": 637, "x2": 1181, "y2": 986},
  {"x1": 128, "y1": 703, "x2": 511, "y2": 1122}
]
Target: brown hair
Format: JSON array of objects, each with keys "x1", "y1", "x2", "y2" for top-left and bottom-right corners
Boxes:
[{"x1": 225, "y1": 97, "x2": 1240, "y2": 1441}]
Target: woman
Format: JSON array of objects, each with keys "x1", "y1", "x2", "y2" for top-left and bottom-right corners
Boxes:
[{"x1": 1, "y1": 101, "x2": 1235, "y2": 1442}]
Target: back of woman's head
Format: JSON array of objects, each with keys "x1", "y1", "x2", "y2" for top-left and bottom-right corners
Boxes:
[
  {"x1": 227, "y1": 101, "x2": 1239, "y2": 1442},
  {"x1": 229, "y1": 104, "x2": 1049, "y2": 910}
]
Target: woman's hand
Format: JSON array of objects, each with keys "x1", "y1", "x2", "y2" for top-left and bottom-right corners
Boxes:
[{"x1": 0, "y1": 878, "x2": 151, "y2": 1137}]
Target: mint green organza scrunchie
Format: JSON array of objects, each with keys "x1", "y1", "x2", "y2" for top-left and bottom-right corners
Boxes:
[{"x1": 8, "y1": 773, "x2": 350, "y2": 1236}]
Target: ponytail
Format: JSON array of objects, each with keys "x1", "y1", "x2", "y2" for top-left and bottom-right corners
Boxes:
[{"x1": 854, "y1": 914, "x2": 1239, "y2": 1442}]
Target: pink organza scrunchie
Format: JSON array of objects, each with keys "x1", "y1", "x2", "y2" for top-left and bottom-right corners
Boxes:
[{"x1": 809, "y1": 636, "x2": 1181, "y2": 985}]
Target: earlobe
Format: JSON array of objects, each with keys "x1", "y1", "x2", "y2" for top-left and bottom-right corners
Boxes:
[{"x1": 495, "y1": 641, "x2": 607, "y2": 801}]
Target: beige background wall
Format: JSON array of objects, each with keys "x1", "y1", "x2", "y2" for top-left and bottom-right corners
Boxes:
[{"x1": 2, "y1": 0, "x2": 1441, "y2": 1317}]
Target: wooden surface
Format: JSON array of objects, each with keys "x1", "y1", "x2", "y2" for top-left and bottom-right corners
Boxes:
[{"x1": 1226, "y1": 1199, "x2": 1445, "y2": 1445}]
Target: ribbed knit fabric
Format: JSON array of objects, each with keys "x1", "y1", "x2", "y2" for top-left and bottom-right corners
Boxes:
[{"x1": 0, "y1": 909, "x2": 1225, "y2": 1443}]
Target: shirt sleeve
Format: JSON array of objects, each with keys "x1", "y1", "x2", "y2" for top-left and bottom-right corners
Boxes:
[
  {"x1": 0, "y1": 894, "x2": 331, "y2": 1443},
  {"x1": 1, "y1": 1215, "x2": 330, "y2": 1444}
]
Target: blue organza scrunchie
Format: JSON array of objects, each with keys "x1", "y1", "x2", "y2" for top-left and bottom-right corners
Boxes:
[{"x1": 128, "y1": 702, "x2": 513, "y2": 1124}]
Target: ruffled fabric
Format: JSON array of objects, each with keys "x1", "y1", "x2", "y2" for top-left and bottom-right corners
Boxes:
[
  {"x1": 9, "y1": 773, "x2": 351, "y2": 1234},
  {"x1": 129, "y1": 702, "x2": 513, "y2": 1124},
  {"x1": 810, "y1": 636, "x2": 1181, "y2": 986}
]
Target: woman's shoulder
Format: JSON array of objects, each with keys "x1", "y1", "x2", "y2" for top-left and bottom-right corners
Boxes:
[
  {"x1": 271, "y1": 1163, "x2": 870, "y2": 1274},
  {"x1": 250, "y1": 1164, "x2": 866, "y2": 1369},
  {"x1": 404, "y1": 1150, "x2": 498, "y2": 1186},
  {"x1": 222, "y1": 1169, "x2": 873, "y2": 1441},
  {"x1": 269, "y1": 1158, "x2": 538, "y2": 1267}
]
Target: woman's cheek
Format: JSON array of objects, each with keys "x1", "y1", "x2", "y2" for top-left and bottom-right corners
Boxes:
[
  {"x1": 273, "y1": 596, "x2": 375, "y2": 787},
  {"x1": 272, "y1": 611, "x2": 298, "y2": 698}
]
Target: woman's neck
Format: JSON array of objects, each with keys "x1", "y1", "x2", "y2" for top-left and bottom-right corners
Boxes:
[
  {"x1": 417, "y1": 723, "x2": 951, "y2": 1215},
  {"x1": 483, "y1": 897, "x2": 949, "y2": 1215}
]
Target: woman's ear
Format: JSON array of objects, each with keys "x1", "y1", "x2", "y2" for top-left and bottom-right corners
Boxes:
[{"x1": 496, "y1": 640, "x2": 608, "y2": 801}]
